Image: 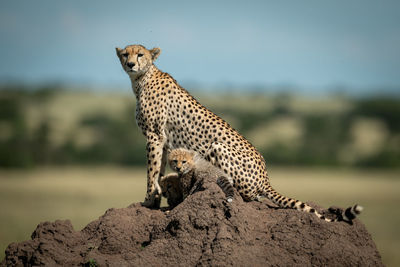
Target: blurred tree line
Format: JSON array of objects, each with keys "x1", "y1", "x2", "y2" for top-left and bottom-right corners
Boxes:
[{"x1": 0, "y1": 85, "x2": 399, "y2": 168}]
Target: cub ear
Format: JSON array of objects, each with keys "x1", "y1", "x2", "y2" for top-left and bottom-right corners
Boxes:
[
  {"x1": 150, "y1": 47, "x2": 161, "y2": 61},
  {"x1": 115, "y1": 47, "x2": 123, "y2": 58}
]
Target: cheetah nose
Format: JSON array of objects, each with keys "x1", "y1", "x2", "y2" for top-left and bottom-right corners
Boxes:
[
  {"x1": 127, "y1": 62, "x2": 135, "y2": 68},
  {"x1": 175, "y1": 167, "x2": 181, "y2": 172}
]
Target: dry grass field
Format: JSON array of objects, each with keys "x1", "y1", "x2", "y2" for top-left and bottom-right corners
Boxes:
[{"x1": 0, "y1": 167, "x2": 399, "y2": 266}]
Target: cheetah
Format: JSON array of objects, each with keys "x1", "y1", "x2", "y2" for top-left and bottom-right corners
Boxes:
[
  {"x1": 159, "y1": 148, "x2": 235, "y2": 208},
  {"x1": 159, "y1": 173, "x2": 182, "y2": 209},
  {"x1": 116, "y1": 44, "x2": 362, "y2": 223},
  {"x1": 167, "y1": 148, "x2": 235, "y2": 203}
]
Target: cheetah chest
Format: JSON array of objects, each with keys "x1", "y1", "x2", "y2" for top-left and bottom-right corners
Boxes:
[{"x1": 135, "y1": 91, "x2": 167, "y2": 136}]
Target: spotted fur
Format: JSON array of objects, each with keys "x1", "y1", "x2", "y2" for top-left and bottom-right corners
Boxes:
[{"x1": 116, "y1": 44, "x2": 362, "y2": 223}]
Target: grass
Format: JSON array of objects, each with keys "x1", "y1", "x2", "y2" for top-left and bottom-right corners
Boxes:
[
  {"x1": 0, "y1": 166, "x2": 147, "y2": 259},
  {"x1": 0, "y1": 166, "x2": 399, "y2": 266}
]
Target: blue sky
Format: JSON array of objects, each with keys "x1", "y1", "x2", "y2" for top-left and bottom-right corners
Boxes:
[{"x1": 0, "y1": 0, "x2": 399, "y2": 94}]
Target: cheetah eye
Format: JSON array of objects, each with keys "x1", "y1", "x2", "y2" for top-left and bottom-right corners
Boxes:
[
  {"x1": 173, "y1": 160, "x2": 178, "y2": 164},
  {"x1": 182, "y1": 161, "x2": 186, "y2": 164},
  {"x1": 138, "y1": 53, "x2": 143, "y2": 57},
  {"x1": 122, "y1": 52, "x2": 129, "y2": 57}
]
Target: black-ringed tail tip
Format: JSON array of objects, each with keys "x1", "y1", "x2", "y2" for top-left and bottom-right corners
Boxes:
[
  {"x1": 263, "y1": 184, "x2": 363, "y2": 224},
  {"x1": 329, "y1": 204, "x2": 364, "y2": 225},
  {"x1": 295, "y1": 201, "x2": 363, "y2": 224}
]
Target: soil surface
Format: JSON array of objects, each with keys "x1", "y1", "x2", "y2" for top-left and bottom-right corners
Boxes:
[{"x1": 2, "y1": 175, "x2": 383, "y2": 266}]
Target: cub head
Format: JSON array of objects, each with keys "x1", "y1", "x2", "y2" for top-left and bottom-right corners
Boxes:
[
  {"x1": 159, "y1": 174, "x2": 180, "y2": 198},
  {"x1": 115, "y1": 44, "x2": 161, "y2": 77},
  {"x1": 168, "y1": 148, "x2": 196, "y2": 175}
]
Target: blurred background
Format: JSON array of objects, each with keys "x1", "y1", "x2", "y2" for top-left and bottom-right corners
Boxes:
[{"x1": 0, "y1": 0, "x2": 399, "y2": 265}]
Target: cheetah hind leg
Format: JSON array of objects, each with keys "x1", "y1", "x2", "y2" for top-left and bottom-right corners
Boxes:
[{"x1": 204, "y1": 142, "x2": 227, "y2": 166}]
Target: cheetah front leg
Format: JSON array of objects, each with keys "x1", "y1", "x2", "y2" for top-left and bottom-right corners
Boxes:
[{"x1": 142, "y1": 133, "x2": 166, "y2": 209}]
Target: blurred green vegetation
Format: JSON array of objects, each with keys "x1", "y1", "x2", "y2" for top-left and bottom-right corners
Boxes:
[{"x1": 0, "y1": 85, "x2": 399, "y2": 168}]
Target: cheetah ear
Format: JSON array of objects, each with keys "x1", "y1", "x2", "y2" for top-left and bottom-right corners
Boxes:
[
  {"x1": 116, "y1": 47, "x2": 123, "y2": 59},
  {"x1": 150, "y1": 47, "x2": 161, "y2": 61},
  {"x1": 116, "y1": 47, "x2": 122, "y2": 55}
]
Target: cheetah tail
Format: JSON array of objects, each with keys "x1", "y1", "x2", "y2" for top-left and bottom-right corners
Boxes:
[{"x1": 263, "y1": 183, "x2": 363, "y2": 223}]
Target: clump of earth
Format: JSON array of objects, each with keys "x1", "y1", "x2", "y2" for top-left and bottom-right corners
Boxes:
[{"x1": 2, "y1": 175, "x2": 383, "y2": 266}]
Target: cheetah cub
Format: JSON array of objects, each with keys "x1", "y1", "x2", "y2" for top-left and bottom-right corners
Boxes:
[
  {"x1": 165, "y1": 148, "x2": 235, "y2": 204},
  {"x1": 159, "y1": 173, "x2": 183, "y2": 209}
]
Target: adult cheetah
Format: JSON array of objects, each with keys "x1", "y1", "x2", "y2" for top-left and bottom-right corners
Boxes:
[{"x1": 116, "y1": 44, "x2": 362, "y2": 223}]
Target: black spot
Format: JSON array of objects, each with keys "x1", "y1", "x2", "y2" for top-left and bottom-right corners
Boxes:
[{"x1": 345, "y1": 207, "x2": 356, "y2": 220}]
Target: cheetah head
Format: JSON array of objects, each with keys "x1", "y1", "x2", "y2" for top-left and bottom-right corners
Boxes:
[
  {"x1": 116, "y1": 44, "x2": 161, "y2": 77},
  {"x1": 168, "y1": 148, "x2": 195, "y2": 176}
]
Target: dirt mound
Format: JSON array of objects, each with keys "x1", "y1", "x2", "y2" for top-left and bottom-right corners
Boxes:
[{"x1": 2, "y1": 176, "x2": 383, "y2": 267}]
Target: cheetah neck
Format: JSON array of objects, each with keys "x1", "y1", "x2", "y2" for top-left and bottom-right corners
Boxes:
[{"x1": 129, "y1": 65, "x2": 159, "y2": 97}]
